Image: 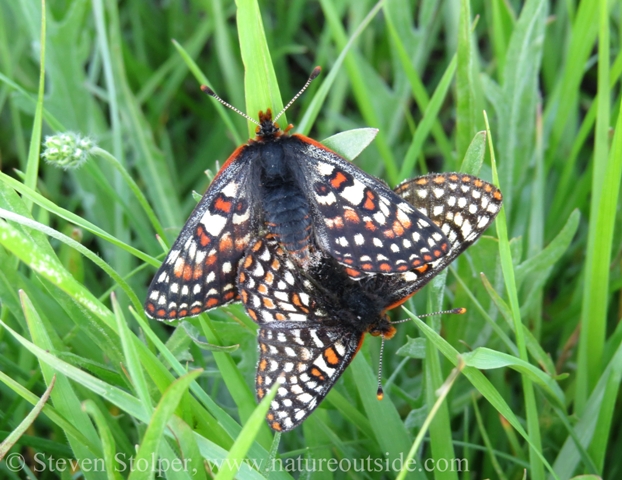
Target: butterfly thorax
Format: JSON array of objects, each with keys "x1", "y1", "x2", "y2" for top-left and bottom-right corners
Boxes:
[{"x1": 251, "y1": 123, "x2": 313, "y2": 265}]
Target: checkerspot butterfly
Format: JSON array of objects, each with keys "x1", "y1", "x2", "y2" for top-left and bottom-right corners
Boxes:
[
  {"x1": 144, "y1": 68, "x2": 449, "y2": 320},
  {"x1": 238, "y1": 173, "x2": 502, "y2": 431}
]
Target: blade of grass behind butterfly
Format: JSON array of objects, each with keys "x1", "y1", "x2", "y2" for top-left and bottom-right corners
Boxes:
[
  {"x1": 318, "y1": 0, "x2": 400, "y2": 185},
  {"x1": 297, "y1": 0, "x2": 384, "y2": 136},
  {"x1": 485, "y1": 111, "x2": 545, "y2": 480},
  {"x1": 383, "y1": 0, "x2": 454, "y2": 166},
  {"x1": 398, "y1": 56, "x2": 457, "y2": 181},
  {"x1": 423, "y1": 270, "x2": 459, "y2": 480},
  {"x1": 575, "y1": 0, "x2": 619, "y2": 418},
  {"x1": 172, "y1": 38, "x2": 243, "y2": 146},
  {"x1": 236, "y1": 0, "x2": 283, "y2": 135},
  {"x1": 22, "y1": 0, "x2": 45, "y2": 212}
]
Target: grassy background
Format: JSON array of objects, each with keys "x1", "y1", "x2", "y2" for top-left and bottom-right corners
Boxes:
[{"x1": 0, "y1": 0, "x2": 621, "y2": 479}]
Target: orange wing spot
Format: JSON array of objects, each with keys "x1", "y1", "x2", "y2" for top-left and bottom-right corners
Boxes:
[
  {"x1": 258, "y1": 284, "x2": 268, "y2": 294},
  {"x1": 271, "y1": 259, "x2": 280, "y2": 270},
  {"x1": 324, "y1": 347, "x2": 339, "y2": 365},
  {"x1": 433, "y1": 249, "x2": 442, "y2": 258},
  {"x1": 392, "y1": 221, "x2": 405, "y2": 236},
  {"x1": 190, "y1": 306, "x2": 202, "y2": 315},
  {"x1": 423, "y1": 254, "x2": 433, "y2": 262},
  {"x1": 156, "y1": 309, "x2": 166, "y2": 317},
  {"x1": 146, "y1": 303, "x2": 155, "y2": 313},
  {"x1": 241, "y1": 290, "x2": 248, "y2": 303},
  {"x1": 292, "y1": 293, "x2": 303, "y2": 307},
  {"x1": 214, "y1": 196, "x2": 232, "y2": 213},
  {"x1": 383, "y1": 229, "x2": 395, "y2": 239},
  {"x1": 343, "y1": 257, "x2": 354, "y2": 265},
  {"x1": 205, "y1": 298, "x2": 219, "y2": 308},
  {"x1": 441, "y1": 242, "x2": 449, "y2": 252},
  {"x1": 484, "y1": 184, "x2": 493, "y2": 192},
  {"x1": 193, "y1": 266, "x2": 204, "y2": 280},
  {"x1": 266, "y1": 412, "x2": 274, "y2": 420},
  {"x1": 260, "y1": 343, "x2": 267, "y2": 353},
  {"x1": 174, "y1": 259, "x2": 185, "y2": 278},
  {"x1": 248, "y1": 309, "x2": 258, "y2": 321},
  {"x1": 252, "y1": 241, "x2": 263, "y2": 252},
  {"x1": 168, "y1": 310, "x2": 177, "y2": 318},
  {"x1": 415, "y1": 264, "x2": 429, "y2": 273},
  {"x1": 415, "y1": 178, "x2": 428, "y2": 185},
  {"x1": 344, "y1": 209, "x2": 361, "y2": 223},
  {"x1": 179, "y1": 309, "x2": 188, "y2": 316},
  {"x1": 433, "y1": 175, "x2": 446, "y2": 184},
  {"x1": 257, "y1": 375, "x2": 263, "y2": 385},
  {"x1": 364, "y1": 221, "x2": 377, "y2": 232},
  {"x1": 363, "y1": 190, "x2": 376, "y2": 210},
  {"x1": 219, "y1": 235, "x2": 233, "y2": 252},
  {"x1": 205, "y1": 255, "x2": 217, "y2": 266},
  {"x1": 330, "y1": 171, "x2": 348, "y2": 189},
  {"x1": 257, "y1": 388, "x2": 265, "y2": 399},
  {"x1": 494, "y1": 191, "x2": 502, "y2": 201},
  {"x1": 224, "y1": 291, "x2": 235, "y2": 301},
  {"x1": 310, "y1": 368, "x2": 325, "y2": 380},
  {"x1": 361, "y1": 263, "x2": 374, "y2": 271},
  {"x1": 379, "y1": 263, "x2": 392, "y2": 272},
  {"x1": 397, "y1": 264, "x2": 408, "y2": 272},
  {"x1": 412, "y1": 259, "x2": 422, "y2": 266},
  {"x1": 265, "y1": 271, "x2": 274, "y2": 283},
  {"x1": 262, "y1": 297, "x2": 275, "y2": 308},
  {"x1": 449, "y1": 174, "x2": 459, "y2": 181},
  {"x1": 271, "y1": 422, "x2": 282, "y2": 431},
  {"x1": 200, "y1": 233, "x2": 210, "y2": 246},
  {"x1": 244, "y1": 256, "x2": 253, "y2": 268},
  {"x1": 474, "y1": 179, "x2": 483, "y2": 187},
  {"x1": 462, "y1": 176, "x2": 472, "y2": 182},
  {"x1": 183, "y1": 265, "x2": 193, "y2": 281},
  {"x1": 239, "y1": 272, "x2": 246, "y2": 283},
  {"x1": 275, "y1": 313, "x2": 286, "y2": 321},
  {"x1": 345, "y1": 267, "x2": 362, "y2": 278}
]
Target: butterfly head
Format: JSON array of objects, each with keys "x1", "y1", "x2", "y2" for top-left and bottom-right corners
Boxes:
[{"x1": 255, "y1": 109, "x2": 282, "y2": 139}]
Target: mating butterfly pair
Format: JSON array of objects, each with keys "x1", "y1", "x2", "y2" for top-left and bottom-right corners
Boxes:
[{"x1": 143, "y1": 67, "x2": 502, "y2": 432}]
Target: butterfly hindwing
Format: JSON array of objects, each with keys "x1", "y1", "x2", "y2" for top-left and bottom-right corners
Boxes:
[
  {"x1": 256, "y1": 322, "x2": 361, "y2": 432},
  {"x1": 238, "y1": 237, "x2": 323, "y2": 325},
  {"x1": 380, "y1": 172, "x2": 503, "y2": 305},
  {"x1": 290, "y1": 136, "x2": 451, "y2": 276},
  {"x1": 145, "y1": 149, "x2": 257, "y2": 320}
]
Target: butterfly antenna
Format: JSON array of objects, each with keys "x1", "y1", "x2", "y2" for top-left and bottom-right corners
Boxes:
[
  {"x1": 200, "y1": 85, "x2": 261, "y2": 127},
  {"x1": 391, "y1": 307, "x2": 466, "y2": 325},
  {"x1": 376, "y1": 337, "x2": 386, "y2": 400},
  {"x1": 273, "y1": 66, "x2": 322, "y2": 123}
]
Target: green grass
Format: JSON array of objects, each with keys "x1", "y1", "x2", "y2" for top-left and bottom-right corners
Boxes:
[{"x1": 0, "y1": 0, "x2": 620, "y2": 479}]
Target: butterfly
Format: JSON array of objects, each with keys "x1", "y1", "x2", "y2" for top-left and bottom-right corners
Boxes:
[
  {"x1": 144, "y1": 68, "x2": 449, "y2": 320},
  {"x1": 237, "y1": 173, "x2": 503, "y2": 432}
]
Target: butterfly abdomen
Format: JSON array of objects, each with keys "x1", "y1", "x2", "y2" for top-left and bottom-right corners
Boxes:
[{"x1": 258, "y1": 142, "x2": 313, "y2": 264}]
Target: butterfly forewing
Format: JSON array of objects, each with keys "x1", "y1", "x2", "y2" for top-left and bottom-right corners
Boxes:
[
  {"x1": 145, "y1": 150, "x2": 257, "y2": 320},
  {"x1": 292, "y1": 136, "x2": 451, "y2": 276},
  {"x1": 256, "y1": 323, "x2": 361, "y2": 432}
]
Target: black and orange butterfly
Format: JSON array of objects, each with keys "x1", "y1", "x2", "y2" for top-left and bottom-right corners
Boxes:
[
  {"x1": 145, "y1": 68, "x2": 449, "y2": 320},
  {"x1": 237, "y1": 173, "x2": 503, "y2": 432}
]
